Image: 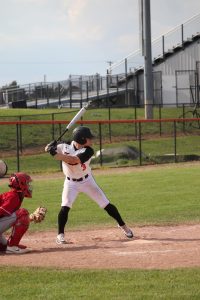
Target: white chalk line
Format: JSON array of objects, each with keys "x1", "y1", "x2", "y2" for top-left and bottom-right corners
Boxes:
[{"x1": 112, "y1": 248, "x2": 198, "y2": 256}]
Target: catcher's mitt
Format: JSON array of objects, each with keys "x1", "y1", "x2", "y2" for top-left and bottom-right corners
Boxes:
[{"x1": 29, "y1": 207, "x2": 47, "y2": 223}]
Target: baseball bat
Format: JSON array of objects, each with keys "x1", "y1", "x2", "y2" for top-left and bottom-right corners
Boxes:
[{"x1": 56, "y1": 101, "x2": 92, "y2": 141}]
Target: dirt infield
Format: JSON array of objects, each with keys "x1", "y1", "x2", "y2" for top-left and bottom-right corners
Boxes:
[
  {"x1": 1, "y1": 224, "x2": 200, "y2": 269},
  {"x1": 1, "y1": 163, "x2": 200, "y2": 269}
]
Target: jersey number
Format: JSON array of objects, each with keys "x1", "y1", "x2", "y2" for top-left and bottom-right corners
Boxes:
[{"x1": 81, "y1": 163, "x2": 86, "y2": 171}]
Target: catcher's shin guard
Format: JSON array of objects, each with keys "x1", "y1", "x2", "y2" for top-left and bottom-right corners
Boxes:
[{"x1": 7, "y1": 208, "x2": 30, "y2": 246}]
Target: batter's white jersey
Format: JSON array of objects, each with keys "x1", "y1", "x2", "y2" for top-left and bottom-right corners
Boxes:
[
  {"x1": 57, "y1": 141, "x2": 92, "y2": 178},
  {"x1": 57, "y1": 141, "x2": 110, "y2": 209}
]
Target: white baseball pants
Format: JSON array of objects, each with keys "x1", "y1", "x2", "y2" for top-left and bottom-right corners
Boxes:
[{"x1": 61, "y1": 175, "x2": 110, "y2": 209}]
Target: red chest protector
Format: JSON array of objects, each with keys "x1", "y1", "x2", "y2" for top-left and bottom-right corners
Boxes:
[{"x1": 0, "y1": 190, "x2": 22, "y2": 217}]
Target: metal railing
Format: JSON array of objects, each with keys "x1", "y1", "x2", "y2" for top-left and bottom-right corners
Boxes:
[
  {"x1": 0, "y1": 13, "x2": 199, "y2": 109},
  {"x1": 108, "y1": 13, "x2": 200, "y2": 75}
]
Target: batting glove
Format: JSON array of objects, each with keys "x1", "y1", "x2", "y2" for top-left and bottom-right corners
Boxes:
[{"x1": 45, "y1": 140, "x2": 57, "y2": 153}]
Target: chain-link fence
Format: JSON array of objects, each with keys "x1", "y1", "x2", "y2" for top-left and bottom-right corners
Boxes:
[{"x1": 0, "y1": 117, "x2": 199, "y2": 174}]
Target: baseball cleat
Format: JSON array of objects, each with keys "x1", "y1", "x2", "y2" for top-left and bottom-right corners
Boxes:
[
  {"x1": 56, "y1": 233, "x2": 67, "y2": 244},
  {"x1": 118, "y1": 224, "x2": 134, "y2": 238},
  {"x1": 6, "y1": 245, "x2": 31, "y2": 254},
  {"x1": 8, "y1": 243, "x2": 27, "y2": 249}
]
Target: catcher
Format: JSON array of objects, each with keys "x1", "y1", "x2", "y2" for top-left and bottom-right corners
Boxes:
[{"x1": 0, "y1": 172, "x2": 47, "y2": 254}]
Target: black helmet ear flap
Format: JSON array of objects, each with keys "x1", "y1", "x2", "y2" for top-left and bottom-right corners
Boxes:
[
  {"x1": 74, "y1": 135, "x2": 87, "y2": 145},
  {"x1": 79, "y1": 137, "x2": 87, "y2": 145}
]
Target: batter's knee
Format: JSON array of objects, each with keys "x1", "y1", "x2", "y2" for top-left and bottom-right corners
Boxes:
[
  {"x1": 104, "y1": 203, "x2": 114, "y2": 212},
  {"x1": 59, "y1": 206, "x2": 70, "y2": 214}
]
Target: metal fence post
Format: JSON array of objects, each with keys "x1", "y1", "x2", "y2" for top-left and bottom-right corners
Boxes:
[
  {"x1": 86, "y1": 81, "x2": 89, "y2": 102},
  {"x1": 99, "y1": 123, "x2": 103, "y2": 166},
  {"x1": 159, "y1": 104, "x2": 162, "y2": 136},
  {"x1": 96, "y1": 74, "x2": 99, "y2": 100},
  {"x1": 162, "y1": 35, "x2": 165, "y2": 57},
  {"x1": 16, "y1": 124, "x2": 20, "y2": 172},
  {"x1": 174, "y1": 121, "x2": 177, "y2": 163},
  {"x1": 125, "y1": 58, "x2": 128, "y2": 104},
  {"x1": 181, "y1": 24, "x2": 184, "y2": 46},
  {"x1": 116, "y1": 75, "x2": 119, "y2": 102},
  {"x1": 80, "y1": 76, "x2": 83, "y2": 108},
  {"x1": 138, "y1": 122, "x2": 142, "y2": 166},
  {"x1": 58, "y1": 83, "x2": 61, "y2": 107},
  {"x1": 106, "y1": 73, "x2": 110, "y2": 108},
  {"x1": 52, "y1": 113, "x2": 55, "y2": 140},
  {"x1": 35, "y1": 92, "x2": 38, "y2": 109},
  {"x1": 182, "y1": 103, "x2": 185, "y2": 132},
  {"x1": 59, "y1": 123, "x2": 61, "y2": 137},
  {"x1": 69, "y1": 80, "x2": 72, "y2": 108},
  {"x1": 134, "y1": 106, "x2": 138, "y2": 138},
  {"x1": 19, "y1": 115, "x2": 23, "y2": 153},
  {"x1": 108, "y1": 107, "x2": 111, "y2": 142},
  {"x1": 47, "y1": 85, "x2": 49, "y2": 107}
]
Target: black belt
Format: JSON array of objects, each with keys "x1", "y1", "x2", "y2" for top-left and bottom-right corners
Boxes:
[{"x1": 67, "y1": 174, "x2": 89, "y2": 182}]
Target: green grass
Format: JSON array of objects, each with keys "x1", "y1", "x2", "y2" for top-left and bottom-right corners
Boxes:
[
  {"x1": 1, "y1": 164, "x2": 200, "y2": 231},
  {"x1": 0, "y1": 106, "x2": 184, "y2": 119},
  {"x1": 0, "y1": 106, "x2": 196, "y2": 119},
  {"x1": 142, "y1": 135, "x2": 200, "y2": 156},
  {"x1": 1, "y1": 164, "x2": 200, "y2": 299},
  {"x1": 1, "y1": 108, "x2": 200, "y2": 299},
  {"x1": 4, "y1": 153, "x2": 62, "y2": 174},
  {"x1": 1, "y1": 267, "x2": 200, "y2": 300}
]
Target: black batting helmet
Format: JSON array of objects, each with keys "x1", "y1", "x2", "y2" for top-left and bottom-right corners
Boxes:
[{"x1": 72, "y1": 126, "x2": 95, "y2": 145}]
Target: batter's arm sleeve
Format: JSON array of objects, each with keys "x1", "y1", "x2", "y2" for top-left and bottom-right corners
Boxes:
[{"x1": 77, "y1": 147, "x2": 94, "y2": 164}]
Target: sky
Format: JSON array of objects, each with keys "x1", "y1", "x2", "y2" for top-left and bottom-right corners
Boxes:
[{"x1": 0, "y1": 0, "x2": 200, "y2": 87}]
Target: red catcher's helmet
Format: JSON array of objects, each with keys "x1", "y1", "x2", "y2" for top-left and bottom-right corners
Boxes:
[{"x1": 9, "y1": 172, "x2": 32, "y2": 198}]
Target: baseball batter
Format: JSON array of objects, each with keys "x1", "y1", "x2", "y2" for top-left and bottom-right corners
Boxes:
[{"x1": 45, "y1": 126, "x2": 133, "y2": 244}]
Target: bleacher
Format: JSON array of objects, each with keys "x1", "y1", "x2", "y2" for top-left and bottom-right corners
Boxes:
[{"x1": 0, "y1": 13, "x2": 200, "y2": 109}]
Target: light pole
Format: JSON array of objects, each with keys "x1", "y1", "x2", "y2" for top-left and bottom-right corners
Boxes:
[{"x1": 139, "y1": 0, "x2": 154, "y2": 119}]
